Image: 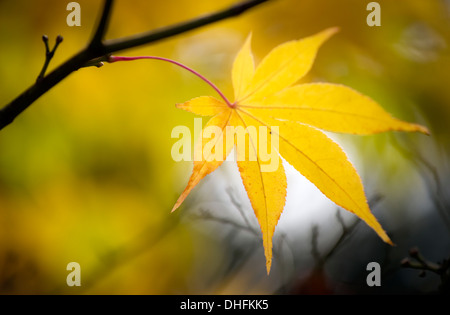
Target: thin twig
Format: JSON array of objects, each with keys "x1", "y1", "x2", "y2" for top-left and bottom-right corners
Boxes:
[
  {"x1": 36, "y1": 35, "x2": 63, "y2": 82},
  {"x1": 401, "y1": 247, "x2": 450, "y2": 294},
  {"x1": 190, "y1": 209, "x2": 259, "y2": 237},
  {"x1": 102, "y1": 0, "x2": 270, "y2": 54},
  {"x1": 312, "y1": 195, "x2": 384, "y2": 266},
  {"x1": 226, "y1": 187, "x2": 253, "y2": 229},
  {"x1": 401, "y1": 247, "x2": 442, "y2": 273},
  {"x1": 390, "y1": 134, "x2": 450, "y2": 231},
  {"x1": 0, "y1": 0, "x2": 271, "y2": 130},
  {"x1": 322, "y1": 211, "x2": 360, "y2": 263}
]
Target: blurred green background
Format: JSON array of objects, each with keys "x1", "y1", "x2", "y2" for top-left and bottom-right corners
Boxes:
[{"x1": 0, "y1": 0, "x2": 449, "y2": 294}]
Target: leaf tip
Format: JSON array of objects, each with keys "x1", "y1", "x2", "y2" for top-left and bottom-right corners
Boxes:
[
  {"x1": 321, "y1": 26, "x2": 340, "y2": 39},
  {"x1": 266, "y1": 258, "x2": 272, "y2": 275},
  {"x1": 383, "y1": 235, "x2": 395, "y2": 246},
  {"x1": 306, "y1": 27, "x2": 339, "y2": 50},
  {"x1": 263, "y1": 239, "x2": 274, "y2": 274},
  {"x1": 402, "y1": 122, "x2": 430, "y2": 135},
  {"x1": 377, "y1": 227, "x2": 395, "y2": 246},
  {"x1": 246, "y1": 31, "x2": 253, "y2": 41},
  {"x1": 170, "y1": 204, "x2": 179, "y2": 213},
  {"x1": 418, "y1": 125, "x2": 430, "y2": 136}
]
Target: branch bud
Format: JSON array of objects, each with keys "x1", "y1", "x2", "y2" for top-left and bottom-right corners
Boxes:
[
  {"x1": 409, "y1": 247, "x2": 419, "y2": 258},
  {"x1": 401, "y1": 258, "x2": 411, "y2": 267},
  {"x1": 56, "y1": 35, "x2": 64, "y2": 44}
]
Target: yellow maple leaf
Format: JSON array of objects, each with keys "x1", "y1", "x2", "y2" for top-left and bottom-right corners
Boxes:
[{"x1": 171, "y1": 28, "x2": 429, "y2": 274}]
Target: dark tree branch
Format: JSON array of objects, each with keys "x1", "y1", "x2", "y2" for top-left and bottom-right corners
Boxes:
[
  {"x1": 89, "y1": 0, "x2": 114, "y2": 50},
  {"x1": 102, "y1": 0, "x2": 270, "y2": 54},
  {"x1": 0, "y1": 0, "x2": 271, "y2": 130}
]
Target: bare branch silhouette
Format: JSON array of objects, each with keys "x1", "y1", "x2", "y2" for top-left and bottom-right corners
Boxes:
[
  {"x1": 390, "y1": 134, "x2": 450, "y2": 231},
  {"x1": 0, "y1": 0, "x2": 272, "y2": 130},
  {"x1": 401, "y1": 247, "x2": 450, "y2": 294}
]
